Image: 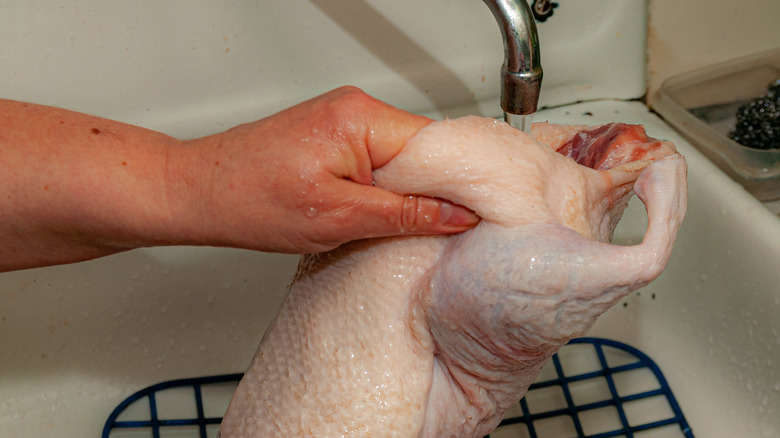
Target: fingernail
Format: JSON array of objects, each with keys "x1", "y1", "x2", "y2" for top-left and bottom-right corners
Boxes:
[{"x1": 440, "y1": 201, "x2": 479, "y2": 227}]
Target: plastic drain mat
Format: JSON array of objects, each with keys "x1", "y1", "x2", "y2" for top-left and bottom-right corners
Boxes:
[{"x1": 102, "y1": 337, "x2": 693, "y2": 438}]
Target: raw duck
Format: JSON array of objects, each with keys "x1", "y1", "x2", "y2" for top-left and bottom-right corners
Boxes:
[{"x1": 219, "y1": 116, "x2": 688, "y2": 437}]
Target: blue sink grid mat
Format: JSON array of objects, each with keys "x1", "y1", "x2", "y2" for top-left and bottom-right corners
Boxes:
[{"x1": 102, "y1": 337, "x2": 693, "y2": 438}]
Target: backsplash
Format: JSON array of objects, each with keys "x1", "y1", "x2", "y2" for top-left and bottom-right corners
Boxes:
[{"x1": 1, "y1": 0, "x2": 646, "y2": 138}]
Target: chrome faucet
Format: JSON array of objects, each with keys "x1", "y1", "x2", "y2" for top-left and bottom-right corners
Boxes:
[{"x1": 482, "y1": 0, "x2": 543, "y2": 133}]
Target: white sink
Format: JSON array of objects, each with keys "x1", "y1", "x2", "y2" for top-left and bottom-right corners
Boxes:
[
  {"x1": 1, "y1": 1, "x2": 778, "y2": 436},
  {"x1": 554, "y1": 101, "x2": 780, "y2": 438},
  {"x1": 2, "y1": 100, "x2": 779, "y2": 438}
]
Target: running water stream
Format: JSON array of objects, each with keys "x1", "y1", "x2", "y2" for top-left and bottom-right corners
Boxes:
[{"x1": 506, "y1": 112, "x2": 534, "y2": 134}]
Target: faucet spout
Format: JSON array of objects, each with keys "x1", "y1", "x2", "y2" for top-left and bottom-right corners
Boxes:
[{"x1": 482, "y1": 0, "x2": 543, "y2": 129}]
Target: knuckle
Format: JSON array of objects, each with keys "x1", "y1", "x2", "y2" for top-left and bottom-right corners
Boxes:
[
  {"x1": 333, "y1": 85, "x2": 369, "y2": 104},
  {"x1": 400, "y1": 195, "x2": 422, "y2": 232},
  {"x1": 331, "y1": 87, "x2": 376, "y2": 117},
  {"x1": 320, "y1": 88, "x2": 378, "y2": 147},
  {"x1": 332, "y1": 85, "x2": 365, "y2": 98}
]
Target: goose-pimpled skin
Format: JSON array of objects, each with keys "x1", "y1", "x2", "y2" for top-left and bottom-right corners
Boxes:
[{"x1": 220, "y1": 116, "x2": 687, "y2": 437}]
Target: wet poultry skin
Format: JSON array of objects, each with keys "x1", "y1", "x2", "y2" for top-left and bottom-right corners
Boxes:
[{"x1": 220, "y1": 116, "x2": 687, "y2": 437}]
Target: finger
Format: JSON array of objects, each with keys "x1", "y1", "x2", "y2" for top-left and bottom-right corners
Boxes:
[{"x1": 351, "y1": 94, "x2": 433, "y2": 169}]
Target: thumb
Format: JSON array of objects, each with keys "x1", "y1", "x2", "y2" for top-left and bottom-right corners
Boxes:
[
  {"x1": 391, "y1": 194, "x2": 480, "y2": 234},
  {"x1": 334, "y1": 180, "x2": 479, "y2": 239}
]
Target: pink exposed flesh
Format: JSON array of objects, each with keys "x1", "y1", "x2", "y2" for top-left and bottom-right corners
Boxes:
[{"x1": 557, "y1": 123, "x2": 666, "y2": 170}]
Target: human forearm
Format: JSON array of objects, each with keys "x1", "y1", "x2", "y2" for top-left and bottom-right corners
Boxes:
[{"x1": 0, "y1": 99, "x2": 188, "y2": 271}]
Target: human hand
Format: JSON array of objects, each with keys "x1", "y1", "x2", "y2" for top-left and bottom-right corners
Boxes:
[{"x1": 174, "y1": 86, "x2": 479, "y2": 253}]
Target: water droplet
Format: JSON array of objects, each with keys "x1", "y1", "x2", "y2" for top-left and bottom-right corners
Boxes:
[{"x1": 304, "y1": 207, "x2": 318, "y2": 218}]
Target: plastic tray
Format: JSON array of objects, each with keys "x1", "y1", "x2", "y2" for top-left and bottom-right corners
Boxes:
[
  {"x1": 103, "y1": 338, "x2": 693, "y2": 438},
  {"x1": 651, "y1": 48, "x2": 780, "y2": 201}
]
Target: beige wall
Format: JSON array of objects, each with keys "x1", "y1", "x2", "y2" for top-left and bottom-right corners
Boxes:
[{"x1": 647, "y1": 0, "x2": 780, "y2": 101}]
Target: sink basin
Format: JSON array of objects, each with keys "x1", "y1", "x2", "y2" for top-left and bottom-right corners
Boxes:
[
  {"x1": 3, "y1": 1, "x2": 778, "y2": 436},
  {"x1": 562, "y1": 102, "x2": 780, "y2": 438},
  {"x1": 2, "y1": 100, "x2": 779, "y2": 437}
]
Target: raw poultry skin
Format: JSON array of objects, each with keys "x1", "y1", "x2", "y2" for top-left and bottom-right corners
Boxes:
[{"x1": 220, "y1": 117, "x2": 688, "y2": 437}]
